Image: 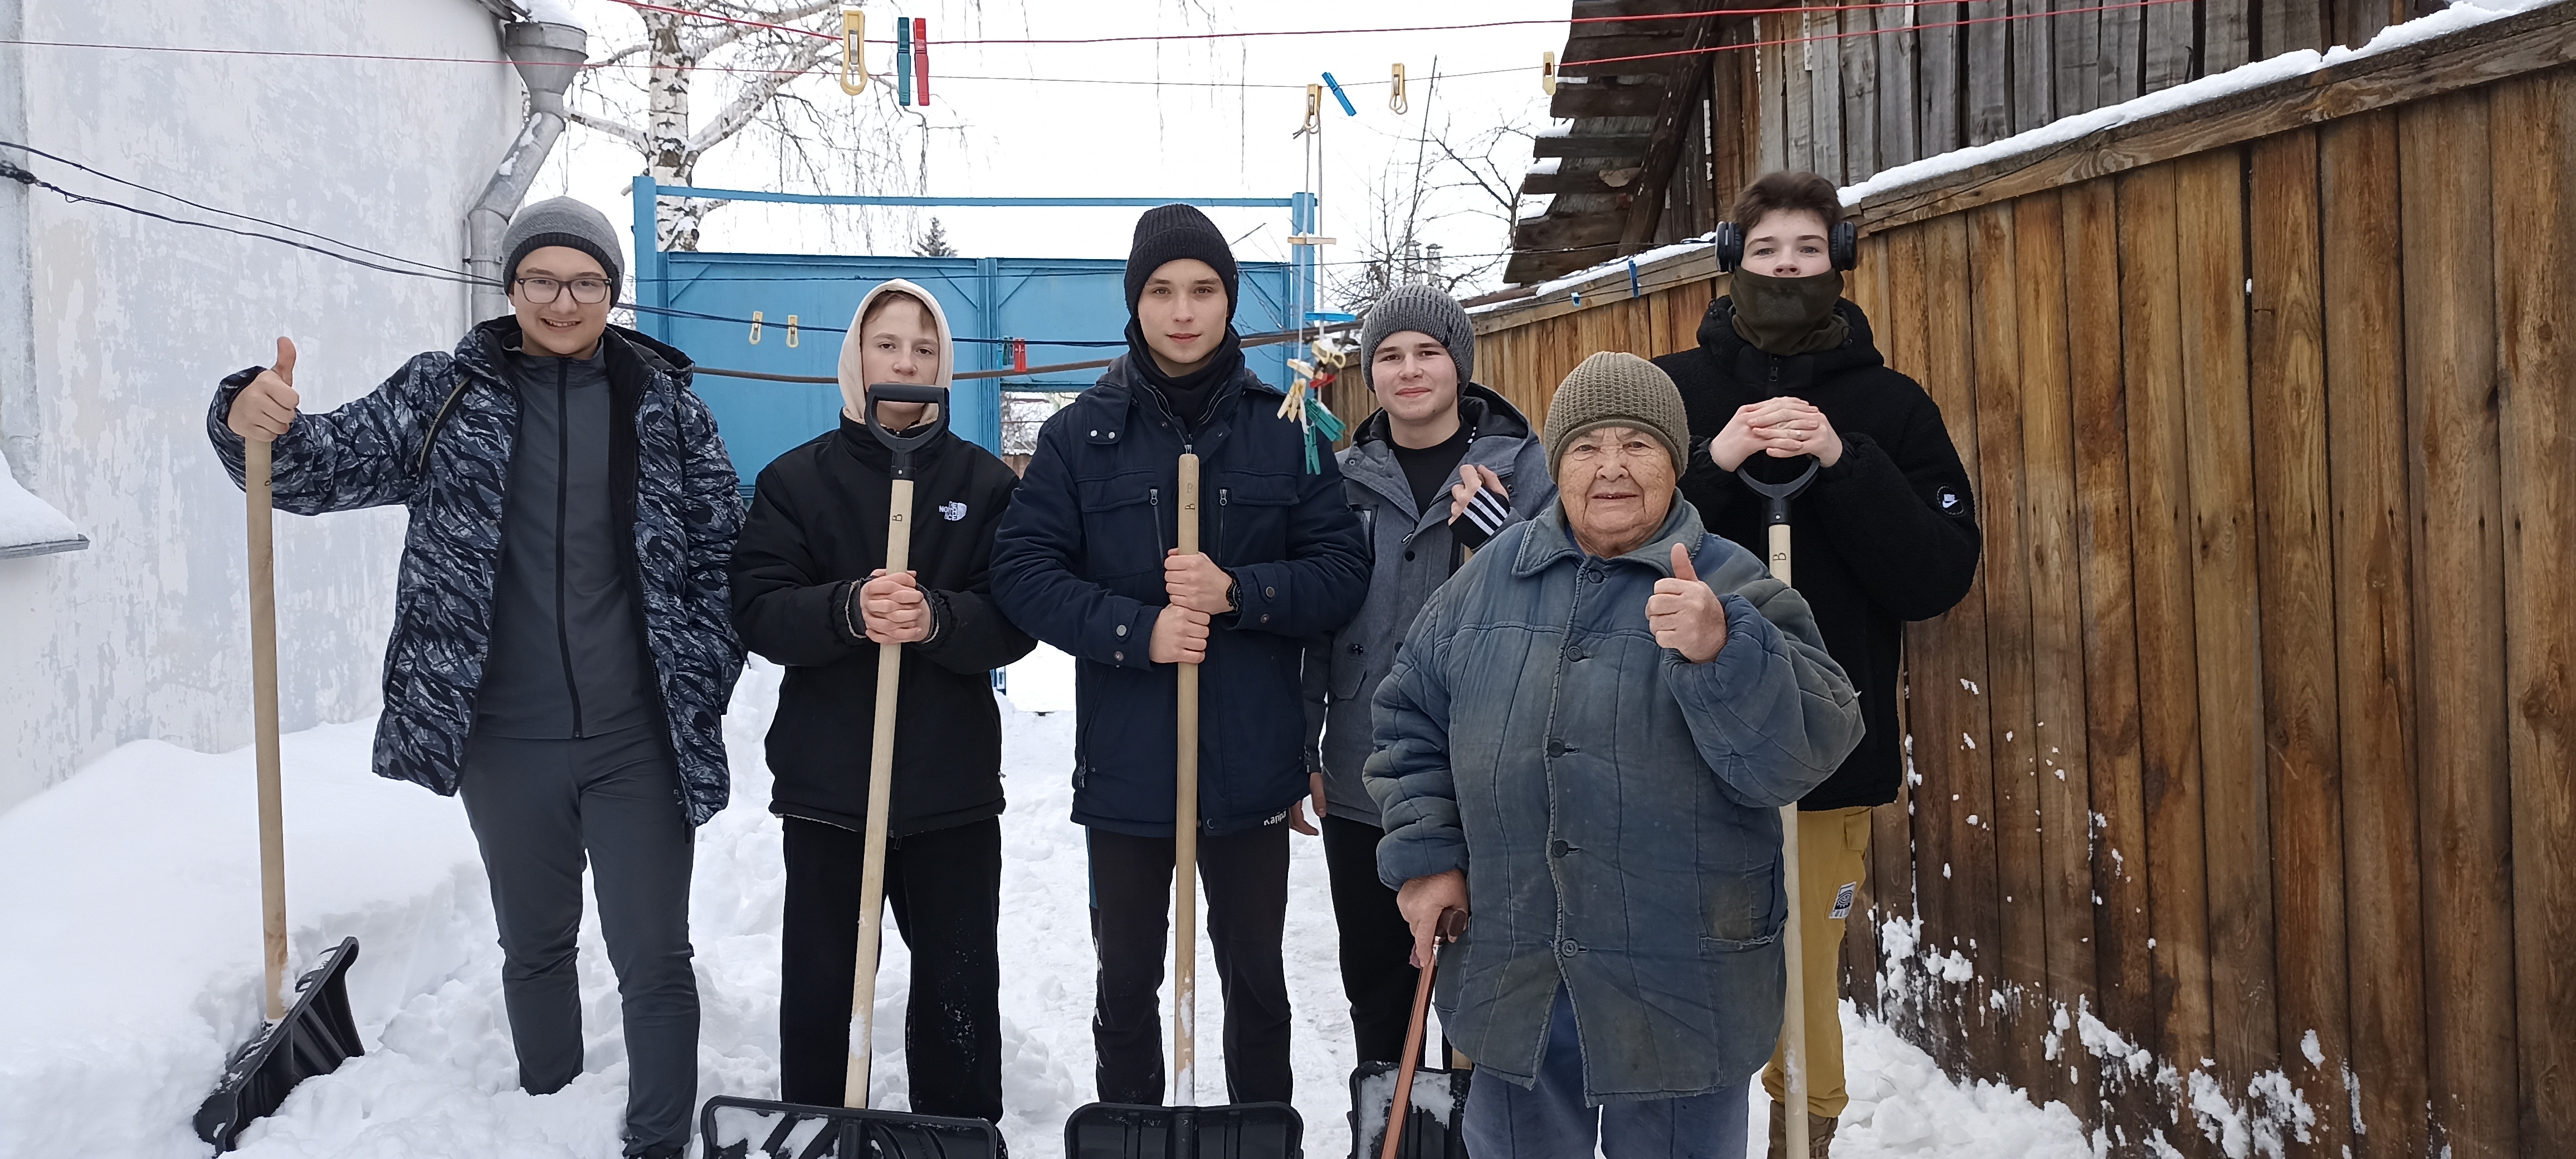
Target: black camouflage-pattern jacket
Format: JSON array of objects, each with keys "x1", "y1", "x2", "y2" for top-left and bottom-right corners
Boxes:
[{"x1": 208, "y1": 319, "x2": 747, "y2": 825}]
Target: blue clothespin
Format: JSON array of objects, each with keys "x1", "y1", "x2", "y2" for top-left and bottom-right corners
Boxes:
[
  {"x1": 1627, "y1": 259, "x2": 1641, "y2": 299},
  {"x1": 895, "y1": 17, "x2": 914, "y2": 106},
  {"x1": 1320, "y1": 72, "x2": 1358, "y2": 116},
  {"x1": 1570, "y1": 290, "x2": 1582, "y2": 306}
]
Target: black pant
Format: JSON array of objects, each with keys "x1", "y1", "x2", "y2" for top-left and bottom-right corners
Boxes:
[
  {"x1": 1320, "y1": 815, "x2": 1424, "y2": 1065},
  {"x1": 457, "y1": 724, "x2": 698, "y2": 1156},
  {"x1": 778, "y1": 815, "x2": 1004, "y2": 1122},
  {"x1": 1087, "y1": 822, "x2": 1293, "y2": 1106}
]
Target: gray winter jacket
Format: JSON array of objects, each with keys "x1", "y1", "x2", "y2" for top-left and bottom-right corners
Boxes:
[
  {"x1": 1300, "y1": 386, "x2": 1553, "y2": 829},
  {"x1": 1365, "y1": 496, "x2": 1861, "y2": 1102}
]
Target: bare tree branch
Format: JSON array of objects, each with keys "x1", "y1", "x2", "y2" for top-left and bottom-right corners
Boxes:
[
  {"x1": 567, "y1": 108, "x2": 650, "y2": 152},
  {"x1": 687, "y1": 36, "x2": 833, "y2": 155}
]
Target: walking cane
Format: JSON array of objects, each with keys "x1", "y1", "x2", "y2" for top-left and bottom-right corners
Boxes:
[
  {"x1": 845, "y1": 383, "x2": 950, "y2": 1109},
  {"x1": 1740, "y1": 457, "x2": 1821, "y2": 1157},
  {"x1": 1172, "y1": 452, "x2": 1203, "y2": 1105}
]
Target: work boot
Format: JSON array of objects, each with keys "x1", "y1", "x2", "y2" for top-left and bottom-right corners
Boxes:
[{"x1": 1767, "y1": 1099, "x2": 1838, "y2": 1158}]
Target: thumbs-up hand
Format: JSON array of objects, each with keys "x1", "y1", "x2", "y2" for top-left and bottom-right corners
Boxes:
[
  {"x1": 227, "y1": 337, "x2": 303, "y2": 442},
  {"x1": 1647, "y1": 541, "x2": 1729, "y2": 663}
]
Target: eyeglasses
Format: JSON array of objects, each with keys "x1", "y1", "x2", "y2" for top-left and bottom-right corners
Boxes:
[{"x1": 513, "y1": 276, "x2": 612, "y2": 305}]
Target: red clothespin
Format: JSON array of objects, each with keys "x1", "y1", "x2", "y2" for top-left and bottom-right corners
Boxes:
[
  {"x1": 915, "y1": 18, "x2": 931, "y2": 106},
  {"x1": 1011, "y1": 339, "x2": 1027, "y2": 373}
]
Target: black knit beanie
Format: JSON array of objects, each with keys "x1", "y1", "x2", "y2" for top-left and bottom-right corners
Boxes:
[{"x1": 1124, "y1": 203, "x2": 1238, "y2": 320}]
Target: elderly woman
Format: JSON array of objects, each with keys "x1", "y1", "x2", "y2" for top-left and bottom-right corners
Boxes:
[{"x1": 1366, "y1": 351, "x2": 1863, "y2": 1157}]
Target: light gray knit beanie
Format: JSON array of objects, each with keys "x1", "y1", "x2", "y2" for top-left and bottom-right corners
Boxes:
[
  {"x1": 501, "y1": 196, "x2": 626, "y2": 304},
  {"x1": 1541, "y1": 352, "x2": 1691, "y2": 477},
  {"x1": 1359, "y1": 283, "x2": 1476, "y2": 389}
]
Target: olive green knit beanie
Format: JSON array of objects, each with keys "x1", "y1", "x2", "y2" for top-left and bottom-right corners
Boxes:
[{"x1": 1541, "y1": 351, "x2": 1691, "y2": 476}]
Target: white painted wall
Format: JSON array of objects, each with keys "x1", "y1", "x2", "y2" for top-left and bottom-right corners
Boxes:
[{"x1": 0, "y1": 1, "x2": 528, "y2": 812}]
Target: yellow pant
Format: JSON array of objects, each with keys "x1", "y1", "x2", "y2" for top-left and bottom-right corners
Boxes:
[{"x1": 1760, "y1": 805, "x2": 1874, "y2": 1119}]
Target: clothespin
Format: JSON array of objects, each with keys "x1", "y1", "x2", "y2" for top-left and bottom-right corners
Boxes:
[
  {"x1": 1011, "y1": 339, "x2": 1027, "y2": 373},
  {"x1": 1295, "y1": 84, "x2": 1322, "y2": 137},
  {"x1": 1389, "y1": 64, "x2": 1408, "y2": 114},
  {"x1": 1541, "y1": 51, "x2": 1558, "y2": 96},
  {"x1": 896, "y1": 18, "x2": 913, "y2": 107},
  {"x1": 838, "y1": 9, "x2": 867, "y2": 95},
  {"x1": 1321, "y1": 72, "x2": 1357, "y2": 117},
  {"x1": 912, "y1": 18, "x2": 930, "y2": 106},
  {"x1": 786, "y1": 315, "x2": 800, "y2": 348},
  {"x1": 1570, "y1": 289, "x2": 1582, "y2": 306},
  {"x1": 1627, "y1": 259, "x2": 1641, "y2": 299},
  {"x1": 749, "y1": 310, "x2": 764, "y2": 344}
]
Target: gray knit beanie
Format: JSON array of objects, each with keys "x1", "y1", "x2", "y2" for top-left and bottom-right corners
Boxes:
[
  {"x1": 1359, "y1": 283, "x2": 1476, "y2": 389},
  {"x1": 501, "y1": 196, "x2": 625, "y2": 304},
  {"x1": 1541, "y1": 352, "x2": 1691, "y2": 476}
]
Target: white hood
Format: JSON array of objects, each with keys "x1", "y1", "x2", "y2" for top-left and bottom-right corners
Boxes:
[{"x1": 837, "y1": 278, "x2": 955, "y2": 422}]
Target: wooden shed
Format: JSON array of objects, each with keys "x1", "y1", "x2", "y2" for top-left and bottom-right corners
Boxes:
[{"x1": 1467, "y1": 4, "x2": 2576, "y2": 1156}]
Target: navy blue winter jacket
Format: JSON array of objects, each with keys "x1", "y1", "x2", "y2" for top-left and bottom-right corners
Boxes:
[
  {"x1": 991, "y1": 356, "x2": 1368, "y2": 836},
  {"x1": 207, "y1": 319, "x2": 747, "y2": 826}
]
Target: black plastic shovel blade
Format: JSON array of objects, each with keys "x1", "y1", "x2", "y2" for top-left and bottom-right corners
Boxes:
[
  {"x1": 700, "y1": 1094, "x2": 1005, "y2": 1159},
  {"x1": 1348, "y1": 1063, "x2": 1470, "y2": 1159},
  {"x1": 194, "y1": 936, "x2": 365, "y2": 1151},
  {"x1": 1063, "y1": 1101, "x2": 1302, "y2": 1159}
]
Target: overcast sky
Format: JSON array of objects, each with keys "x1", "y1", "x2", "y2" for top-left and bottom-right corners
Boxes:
[{"x1": 528, "y1": 0, "x2": 1572, "y2": 304}]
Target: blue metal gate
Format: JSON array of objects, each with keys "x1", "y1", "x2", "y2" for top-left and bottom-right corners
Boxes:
[{"x1": 626, "y1": 177, "x2": 1316, "y2": 482}]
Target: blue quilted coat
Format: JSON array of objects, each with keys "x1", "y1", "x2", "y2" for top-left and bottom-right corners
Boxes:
[{"x1": 207, "y1": 319, "x2": 747, "y2": 825}]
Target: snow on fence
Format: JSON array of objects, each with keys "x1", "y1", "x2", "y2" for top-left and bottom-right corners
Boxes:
[{"x1": 1469, "y1": 5, "x2": 2576, "y2": 1156}]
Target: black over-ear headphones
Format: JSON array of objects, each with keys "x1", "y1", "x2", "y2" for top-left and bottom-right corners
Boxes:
[{"x1": 1715, "y1": 218, "x2": 1858, "y2": 273}]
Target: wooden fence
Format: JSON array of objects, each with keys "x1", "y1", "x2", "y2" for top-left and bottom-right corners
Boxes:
[{"x1": 1468, "y1": 8, "x2": 2576, "y2": 1156}]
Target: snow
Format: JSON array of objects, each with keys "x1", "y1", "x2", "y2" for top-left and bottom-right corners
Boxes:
[
  {"x1": 518, "y1": 0, "x2": 588, "y2": 31},
  {"x1": 3, "y1": 649, "x2": 2125, "y2": 1158},
  {"x1": 0, "y1": 454, "x2": 82, "y2": 551},
  {"x1": 1524, "y1": 157, "x2": 1562, "y2": 177}
]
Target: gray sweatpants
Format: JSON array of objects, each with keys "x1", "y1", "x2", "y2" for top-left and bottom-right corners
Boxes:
[{"x1": 458, "y1": 723, "x2": 698, "y2": 1156}]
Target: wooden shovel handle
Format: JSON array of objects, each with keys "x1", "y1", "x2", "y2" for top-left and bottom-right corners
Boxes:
[
  {"x1": 245, "y1": 439, "x2": 288, "y2": 1023},
  {"x1": 845, "y1": 477, "x2": 915, "y2": 1108},
  {"x1": 1173, "y1": 453, "x2": 1202, "y2": 1103}
]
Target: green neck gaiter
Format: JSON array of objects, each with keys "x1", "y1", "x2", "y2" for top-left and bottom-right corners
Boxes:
[{"x1": 1729, "y1": 267, "x2": 1850, "y2": 356}]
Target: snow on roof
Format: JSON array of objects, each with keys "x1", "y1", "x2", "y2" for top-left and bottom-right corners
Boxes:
[
  {"x1": 517, "y1": 0, "x2": 587, "y2": 31},
  {"x1": 1477, "y1": 0, "x2": 2555, "y2": 320},
  {"x1": 1525, "y1": 157, "x2": 1562, "y2": 177},
  {"x1": 0, "y1": 455, "x2": 82, "y2": 558}
]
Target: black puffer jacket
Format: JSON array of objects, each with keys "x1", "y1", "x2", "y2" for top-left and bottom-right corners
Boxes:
[
  {"x1": 1651, "y1": 297, "x2": 1981, "y2": 810},
  {"x1": 731, "y1": 417, "x2": 1036, "y2": 837}
]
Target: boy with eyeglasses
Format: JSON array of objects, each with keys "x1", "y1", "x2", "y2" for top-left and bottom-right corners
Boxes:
[{"x1": 207, "y1": 197, "x2": 743, "y2": 1159}]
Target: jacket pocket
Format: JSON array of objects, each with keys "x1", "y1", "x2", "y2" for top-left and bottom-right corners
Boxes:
[
  {"x1": 1211, "y1": 469, "x2": 1297, "y2": 564},
  {"x1": 1075, "y1": 470, "x2": 1162, "y2": 582},
  {"x1": 1702, "y1": 860, "x2": 1782, "y2": 950}
]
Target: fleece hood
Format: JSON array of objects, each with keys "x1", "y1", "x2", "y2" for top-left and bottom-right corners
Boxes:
[{"x1": 837, "y1": 278, "x2": 956, "y2": 422}]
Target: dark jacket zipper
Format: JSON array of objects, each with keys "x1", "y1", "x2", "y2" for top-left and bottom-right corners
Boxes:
[
  {"x1": 1149, "y1": 486, "x2": 1167, "y2": 556},
  {"x1": 554, "y1": 359, "x2": 587, "y2": 737},
  {"x1": 1216, "y1": 488, "x2": 1230, "y2": 563}
]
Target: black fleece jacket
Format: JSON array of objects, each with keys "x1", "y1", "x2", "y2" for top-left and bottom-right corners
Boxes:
[
  {"x1": 1652, "y1": 297, "x2": 1982, "y2": 811},
  {"x1": 730, "y1": 416, "x2": 1037, "y2": 837}
]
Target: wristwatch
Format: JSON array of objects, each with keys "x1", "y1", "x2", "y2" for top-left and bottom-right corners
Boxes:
[{"x1": 1224, "y1": 572, "x2": 1242, "y2": 612}]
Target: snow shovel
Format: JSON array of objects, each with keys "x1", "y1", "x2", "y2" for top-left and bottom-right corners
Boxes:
[
  {"x1": 195, "y1": 433, "x2": 365, "y2": 1151},
  {"x1": 1739, "y1": 457, "x2": 1821, "y2": 1158},
  {"x1": 697, "y1": 383, "x2": 1002, "y2": 1159},
  {"x1": 1061, "y1": 452, "x2": 1302, "y2": 1159},
  {"x1": 1349, "y1": 908, "x2": 1469, "y2": 1159}
]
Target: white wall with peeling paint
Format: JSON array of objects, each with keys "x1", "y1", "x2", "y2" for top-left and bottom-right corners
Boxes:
[{"x1": 0, "y1": 0, "x2": 526, "y2": 813}]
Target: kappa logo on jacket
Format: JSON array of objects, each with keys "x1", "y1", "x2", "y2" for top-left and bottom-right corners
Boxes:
[{"x1": 940, "y1": 500, "x2": 969, "y2": 522}]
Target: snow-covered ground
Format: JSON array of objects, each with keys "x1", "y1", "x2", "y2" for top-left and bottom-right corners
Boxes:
[{"x1": 0, "y1": 648, "x2": 2100, "y2": 1158}]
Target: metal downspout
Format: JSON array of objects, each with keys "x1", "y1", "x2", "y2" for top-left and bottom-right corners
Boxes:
[{"x1": 465, "y1": 21, "x2": 587, "y2": 324}]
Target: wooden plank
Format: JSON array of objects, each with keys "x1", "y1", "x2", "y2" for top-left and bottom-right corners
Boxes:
[
  {"x1": 2337, "y1": 0, "x2": 2393, "y2": 48},
  {"x1": 1532, "y1": 134, "x2": 1655, "y2": 158},
  {"x1": 1855, "y1": 3, "x2": 2576, "y2": 232},
  {"x1": 1808, "y1": 6, "x2": 1845, "y2": 182},
  {"x1": 2115, "y1": 160, "x2": 2218, "y2": 1146},
  {"x1": 2206, "y1": 0, "x2": 2251, "y2": 72},
  {"x1": 2397, "y1": 89, "x2": 2518, "y2": 1158},
  {"x1": 2099, "y1": 0, "x2": 2144, "y2": 105},
  {"x1": 2490, "y1": 69, "x2": 2576, "y2": 1154},
  {"x1": 2260, "y1": 0, "x2": 2325, "y2": 56},
  {"x1": 1709, "y1": 44, "x2": 1748, "y2": 200},
  {"x1": 1967, "y1": 0, "x2": 2012, "y2": 144},
  {"x1": 1968, "y1": 201, "x2": 2048, "y2": 1097},
  {"x1": 1876, "y1": 0, "x2": 1920, "y2": 169},
  {"x1": 1549, "y1": 80, "x2": 1671, "y2": 119},
  {"x1": 2174, "y1": 146, "x2": 2280, "y2": 1094},
  {"x1": 1894, "y1": 224, "x2": 1962, "y2": 1069},
  {"x1": 2316, "y1": 105, "x2": 2429, "y2": 1159},
  {"x1": 2011, "y1": 0, "x2": 2056, "y2": 134},
  {"x1": 1843, "y1": 3, "x2": 1880, "y2": 181},
  {"x1": 1759, "y1": 26, "x2": 1789, "y2": 174},
  {"x1": 2063, "y1": 172, "x2": 2157, "y2": 1143},
  {"x1": 1618, "y1": 18, "x2": 1721, "y2": 252},
  {"x1": 1785, "y1": 15, "x2": 1817, "y2": 173},
  {"x1": 2246, "y1": 126, "x2": 2350, "y2": 1159},
  {"x1": 1921, "y1": 1, "x2": 1963, "y2": 155},
  {"x1": 2055, "y1": 0, "x2": 2102, "y2": 118},
  {"x1": 2011, "y1": 188, "x2": 2101, "y2": 1121},
  {"x1": 2144, "y1": 0, "x2": 2195, "y2": 91}
]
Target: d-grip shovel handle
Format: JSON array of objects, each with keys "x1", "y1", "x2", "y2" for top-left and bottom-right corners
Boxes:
[
  {"x1": 1735, "y1": 456, "x2": 1821, "y2": 525},
  {"x1": 1383, "y1": 908, "x2": 1470, "y2": 1159},
  {"x1": 863, "y1": 383, "x2": 949, "y2": 479}
]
